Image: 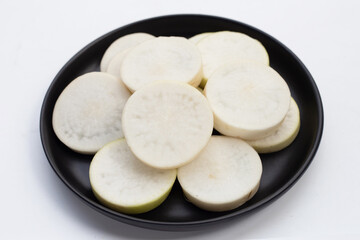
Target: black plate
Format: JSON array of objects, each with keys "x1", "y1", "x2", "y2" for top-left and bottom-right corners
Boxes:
[{"x1": 40, "y1": 14, "x2": 323, "y2": 231}]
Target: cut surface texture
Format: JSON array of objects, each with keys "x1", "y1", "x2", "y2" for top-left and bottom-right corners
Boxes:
[
  {"x1": 120, "y1": 37, "x2": 203, "y2": 92},
  {"x1": 89, "y1": 139, "x2": 177, "y2": 214},
  {"x1": 122, "y1": 81, "x2": 214, "y2": 169},
  {"x1": 177, "y1": 136, "x2": 262, "y2": 212},
  {"x1": 205, "y1": 62, "x2": 291, "y2": 140},
  {"x1": 106, "y1": 49, "x2": 131, "y2": 80},
  {"x1": 100, "y1": 32, "x2": 154, "y2": 72},
  {"x1": 197, "y1": 31, "x2": 269, "y2": 86},
  {"x1": 52, "y1": 72, "x2": 131, "y2": 154},
  {"x1": 189, "y1": 32, "x2": 213, "y2": 44},
  {"x1": 247, "y1": 98, "x2": 300, "y2": 153}
]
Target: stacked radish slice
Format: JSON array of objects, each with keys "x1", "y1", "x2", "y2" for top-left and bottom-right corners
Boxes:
[{"x1": 52, "y1": 31, "x2": 300, "y2": 214}]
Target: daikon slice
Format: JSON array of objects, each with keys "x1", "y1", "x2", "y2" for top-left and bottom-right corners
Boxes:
[
  {"x1": 177, "y1": 136, "x2": 262, "y2": 212},
  {"x1": 120, "y1": 37, "x2": 203, "y2": 92},
  {"x1": 197, "y1": 31, "x2": 269, "y2": 87},
  {"x1": 52, "y1": 72, "x2": 131, "y2": 154},
  {"x1": 247, "y1": 98, "x2": 300, "y2": 153},
  {"x1": 100, "y1": 32, "x2": 154, "y2": 72},
  {"x1": 205, "y1": 62, "x2": 290, "y2": 140},
  {"x1": 122, "y1": 81, "x2": 213, "y2": 169},
  {"x1": 90, "y1": 139, "x2": 176, "y2": 214}
]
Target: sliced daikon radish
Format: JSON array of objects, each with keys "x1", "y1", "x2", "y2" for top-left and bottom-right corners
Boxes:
[
  {"x1": 120, "y1": 37, "x2": 203, "y2": 92},
  {"x1": 89, "y1": 139, "x2": 176, "y2": 214},
  {"x1": 247, "y1": 98, "x2": 300, "y2": 153},
  {"x1": 52, "y1": 72, "x2": 131, "y2": 154},
  {"x1": 122, "y1": 80, "x2": 213, "y2": 169},
  {"x1": 100, "y1": 32, "x2": 154, "y2": 72},
  {"x1": 177, "y1": 136, "x2": 262, "y2": 212},
  {"x1": 205, "y1": 62, "x2": 291, "y2": 140},
  {"x1": 197, "y1": 31, "x2": 269, "y2": 87},
  {"x1": 189, "y1": 32, "x2": 213, "y2": 88},
  {"x1": 106, "y1": 49, "x2": 130, "y2": 79},
  {"x1": 189, "y1": 32, "x2": 212, "y2": 44}
]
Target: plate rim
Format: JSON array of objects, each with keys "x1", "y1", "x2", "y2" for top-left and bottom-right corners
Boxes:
[{"x1": 40, "y1": 13, "x2": 324, "y2": 229}]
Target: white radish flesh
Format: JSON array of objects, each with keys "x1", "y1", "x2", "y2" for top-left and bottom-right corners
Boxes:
[
  {"x1": 52, "y1": 72, "x2": 131, "y2": 154},
  {"x1": 122, "y1": 81, "x2": 214, "y2": 169},
  {"x1": 197, "y1": 31, "x2": 269, "y2": 86},
  {"x1": 89, "y1": 139, "x2": 176, "y2": 214},
  {"x1": 100, "y1": 33, "x2": 154, "y2": 72},
  {"x1": 106, "y1": 49, "x2": 130, "y2": 80},
  {"x1": 177, "y1": 136, "x2": 262, "y2": 212},
  {"x1": 189, "y1": 32, "x2": 213, "y2": 88},
  {"x1": 120, "y1": 37, "x2": 203, "y2": 92},
  {"x1": 189, "y1": 32, "x2": 212, "y2": 44},
  {"x1": 247, "y1": 98, "x2": 300, "y2": 153},
  {"x1": 205, "y1": 62, "x2": 291, "y2": 140}
]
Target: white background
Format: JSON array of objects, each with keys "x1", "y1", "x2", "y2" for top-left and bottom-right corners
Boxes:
[{"x1": 1, "y1": 0, "x2": 359, "y2": 239}]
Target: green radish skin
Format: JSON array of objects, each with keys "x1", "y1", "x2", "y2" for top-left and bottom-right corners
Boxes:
[
  {"x1": 247, "y1": 98, "x2": 300, "y2": 153},
  {"x1": 89, "y1": 139, "x2": 177, "y2": 214},
  {"x1": 92, "y1": 181, "x2": 173, "y2": 214}
]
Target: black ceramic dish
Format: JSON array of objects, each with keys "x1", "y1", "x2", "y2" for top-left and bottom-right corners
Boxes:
[{"x1": 40, "y1": 14, "x2": 323, "y2": 231}]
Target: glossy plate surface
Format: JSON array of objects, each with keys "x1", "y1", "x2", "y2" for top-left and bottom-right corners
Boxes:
[{"x1": 40, "y1": 14, "x2": 323, "y2": 230}]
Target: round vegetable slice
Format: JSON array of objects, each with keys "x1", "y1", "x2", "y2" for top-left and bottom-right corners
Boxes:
[
  {"x1": 177, "y1": 136, "x2": 262, "y2": 212},
  {"x1": 89, "y1": 139, "x2": 177, "y2": 214},
  {"x1": 205, "y1": 62, "x2": 291, "y2": 140},
  {"x1": 52, "y1": 72, "x2": 131, "y2": 154},
  {"x1": 120, "y1": 36, "x2": 203, "y2": 92},
  {"x1": 106, "y1": 49, "x2": 130, "y2": 80},
  {"x1": 122, "y1": 80, "x2": 213, "y2": 169},
  {"x1": 247, "y1": 98, "x2": 300, "y2": 153},
  {"x1": 189, "y1": 32, "x2": 212, "y2": 44},
  {"x1": 189, "y1": 32, "x2": 213, "y2": 88},
  {"x1": 197, "y1": 31, "x2": 269, "y2": 87},
  {"x1": 100, "y1": 32, "x2": 154, "y2": 72}
]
